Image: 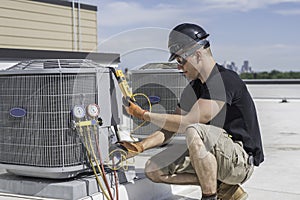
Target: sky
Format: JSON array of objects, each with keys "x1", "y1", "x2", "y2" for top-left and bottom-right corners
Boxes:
[{"x1": 81, "y1": 0, "x2": 300, "y2": 72}]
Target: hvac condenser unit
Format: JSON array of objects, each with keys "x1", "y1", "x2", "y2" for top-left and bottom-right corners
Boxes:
[
  {"x1": 0, "y1": 59, "x2": 122, "y2": 179},
  {"x1": 131, "y1": 64, "x2": 189, "y2": 136}
]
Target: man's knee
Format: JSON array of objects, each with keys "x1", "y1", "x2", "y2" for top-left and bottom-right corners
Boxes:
[
  {"x1": 185, "y1": 125, "x2": 209, "y2": 159},
  {"x1": 185, "y1": 123, "x2": 207, "y2": 143},
  {"x1": 144, "y1": 159, "x2": 164, "y2": 183},
  {"x1": 185, "y1": 126, "x2": 203, "y2": 150}
]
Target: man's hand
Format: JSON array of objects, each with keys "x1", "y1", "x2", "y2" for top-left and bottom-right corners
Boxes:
[{"x1": 124, "y1": 100, "x2": 147, "y2": 120}]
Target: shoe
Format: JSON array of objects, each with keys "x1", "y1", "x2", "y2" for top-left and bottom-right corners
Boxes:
[{"x1": 217, "y1": 183, "x2": 248, "y2": 200}]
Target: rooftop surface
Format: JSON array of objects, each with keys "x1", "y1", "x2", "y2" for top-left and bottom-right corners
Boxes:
[
  {"x1": 130, "y1": 99, "x2": 300, "y2": 200},
  {"x1": 0, "y1": 92, "x2": 300, "y2": 199}
]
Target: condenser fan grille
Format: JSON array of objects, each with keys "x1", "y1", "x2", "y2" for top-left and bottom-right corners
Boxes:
[
  {"x1": 132, "y1": 83, "x2": 178, "y2": 133},
  {"x1": 131, "y1": 70, "x2": 188, "y2": 136},
  {"x1": 0, "y1": 73, "x2": 97, "y2": 167}
]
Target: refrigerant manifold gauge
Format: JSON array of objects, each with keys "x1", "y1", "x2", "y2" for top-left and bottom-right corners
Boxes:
[
  {"x1": 87, "y1": 104, "x2": 100, "y2": 117},
  {"x1": 72, "y1": 105, "x2": 86, "y2": 119}
]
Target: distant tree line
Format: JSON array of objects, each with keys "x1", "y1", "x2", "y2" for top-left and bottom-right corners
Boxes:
[{"x1": 240, "y1": 70, "x2": 300, "y2": 79}]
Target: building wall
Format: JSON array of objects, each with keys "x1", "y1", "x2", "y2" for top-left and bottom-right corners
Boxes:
[{"x1": 0, "y1": 0, "x2": 97, "y2": 51}]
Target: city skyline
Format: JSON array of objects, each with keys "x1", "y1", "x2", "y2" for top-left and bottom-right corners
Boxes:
[{"x1": 223, "y1": 60, "x2": 253, "y2": 74}]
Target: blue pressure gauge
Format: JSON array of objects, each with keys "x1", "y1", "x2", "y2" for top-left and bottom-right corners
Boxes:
[{"x1": 72, "y1": 105, "x2": 85, "y2": 119}]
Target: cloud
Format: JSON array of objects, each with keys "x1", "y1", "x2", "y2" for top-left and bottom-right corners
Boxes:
[
  {"x1": 99, "y1": 1, "x2": 183, "y2": 27},
  {"x1": 192, "y1": 0, "x2": 300, "y2": 11},
  {"x1": 274, "y1": 9, "x2": 300, "y2": 15},
  {"x1": 98, "y1": 27, "x2": 169, "y2": 53},
  {"x1": 98, "y1": 0, "x2": 300, "y2": 29}
]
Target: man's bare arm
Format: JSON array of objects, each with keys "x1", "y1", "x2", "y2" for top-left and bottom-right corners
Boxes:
[{"x1": 143, "y1": 99, "x2": 224, "y2": 133}]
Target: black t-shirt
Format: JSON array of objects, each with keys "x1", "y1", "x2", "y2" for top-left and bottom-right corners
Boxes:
[{"x1": 178, "y1": 64, "x2": 264, "y2": 166}]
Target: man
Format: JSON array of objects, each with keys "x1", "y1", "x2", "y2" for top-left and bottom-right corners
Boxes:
[{"x1": 118, "y1": 23, "x2": 264, "y2": 200}]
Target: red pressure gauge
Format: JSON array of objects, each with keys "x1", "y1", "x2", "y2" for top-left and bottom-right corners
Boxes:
[{"x1": 86, "y1": 104, "x2": 100, "y2": 117}]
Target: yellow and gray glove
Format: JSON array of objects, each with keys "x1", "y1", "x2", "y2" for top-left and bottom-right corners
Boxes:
[{"x1": 124, "y1": 99, "x2": 148, "y2": 120}]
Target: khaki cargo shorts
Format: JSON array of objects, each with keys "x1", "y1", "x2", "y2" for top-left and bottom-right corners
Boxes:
[{"x1": 148, "y1": 123, "x2": 254, "y2": 185}]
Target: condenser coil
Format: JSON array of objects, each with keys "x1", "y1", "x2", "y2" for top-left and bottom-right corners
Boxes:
[{"x1": 0, "y1": 59, "x2": 122, "y2": 178}]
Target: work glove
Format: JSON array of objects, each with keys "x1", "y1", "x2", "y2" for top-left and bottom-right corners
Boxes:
[
  {"x1": 123, "y1": 98, "x2": 147, "y2": 120},
  {"x1": 109, "y1": 141, "x2": 144, "y2": 160}
]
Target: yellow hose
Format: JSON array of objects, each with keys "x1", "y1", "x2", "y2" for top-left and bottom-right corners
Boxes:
[
  {"x1": 129, "y1": 93, "x2": 152, "y2": 138},
  {"x1": 86, "y1": 125, "x2": 114, "y2": 200},
  {"x1": 79, "y1": 126, "x2": 111, "y2": 200}
]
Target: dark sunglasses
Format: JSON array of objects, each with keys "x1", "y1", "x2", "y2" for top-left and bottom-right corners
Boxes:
[
  {"x1": 175, "y1": 56, "x2": 187, "y2": 66},
  {"x1": 171, "y1": 40, "x2": 210, "y2": 66}
]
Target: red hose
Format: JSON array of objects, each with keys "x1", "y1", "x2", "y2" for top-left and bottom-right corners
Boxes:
[{"x1": 94, "y1": 128, "x2": 114, "y2": 200}]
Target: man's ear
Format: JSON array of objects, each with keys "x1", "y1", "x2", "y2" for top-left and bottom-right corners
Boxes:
[{"x1": 195, "y1": 49, "x2": 202, "y2": 62}]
